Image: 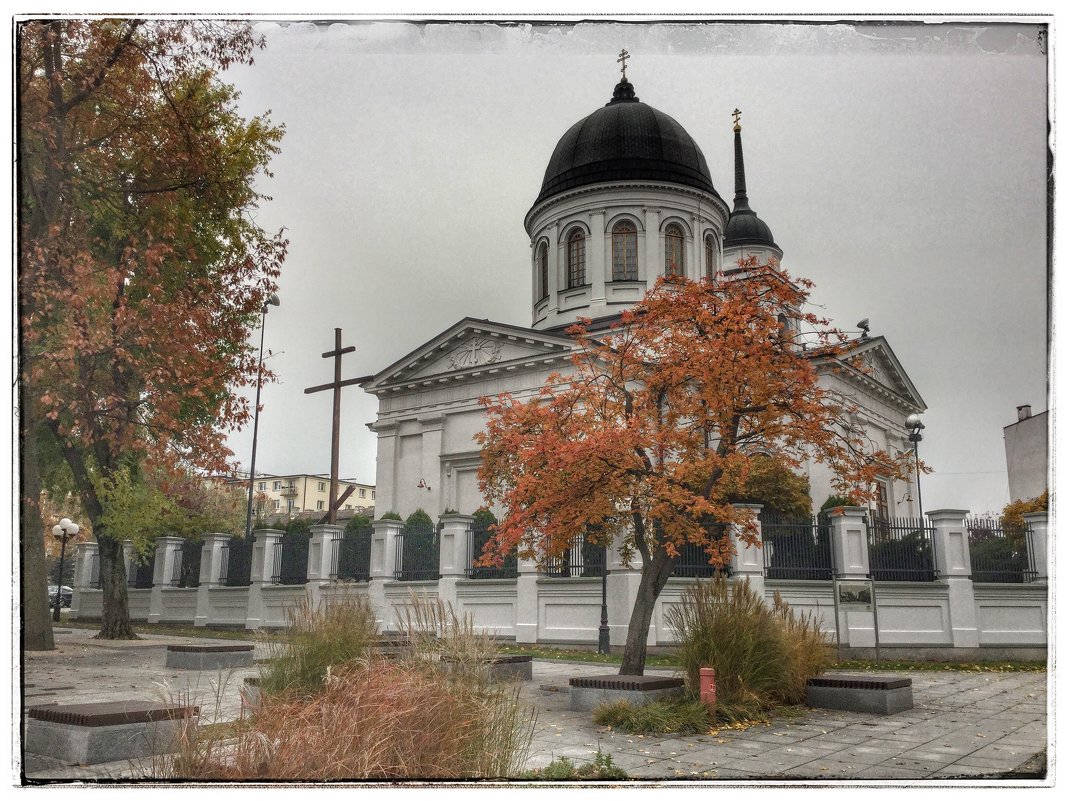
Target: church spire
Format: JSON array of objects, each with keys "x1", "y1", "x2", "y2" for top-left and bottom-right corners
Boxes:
[{"x1": 732, "y1": 108, "x2": 751, "y2": 213}]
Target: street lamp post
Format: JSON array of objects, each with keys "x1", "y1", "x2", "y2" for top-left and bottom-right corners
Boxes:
[
  {"x1": 598, "y1": 546, "x2": 610, "y2": 654},
  {"x1": 245, "y1": 293, "x2": 280, "y2": 539},
  {"x1": 50, "y1": 517, "x2": 79, "y2": 622},
  {"x1": 905, "y1": 413, "x2": 925, "y2": 522}
]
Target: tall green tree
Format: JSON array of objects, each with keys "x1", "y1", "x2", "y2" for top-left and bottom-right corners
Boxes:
[{"x1": 18, "y1": 20, "x2": 287, "y2": 639}]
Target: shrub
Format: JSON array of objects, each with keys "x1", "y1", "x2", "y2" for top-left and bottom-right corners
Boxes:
[
  {"x1": 169, "y1": 659, "x2": 536, "y2": 780},
  {"x1": 379, "y1": 511, "x2": 402, "y2": 521},
  {"x1": 665, "y1": 577, "x2": 832, "y2": 718},
  {"x1": 405, "y1": 508, "x2": 434, "y2": 528},
  {"x1": 258, "y1": 595, "x2": 379, "y2": 697},
  {"x1": 344, "y1": 513, "x2": 372, "y2": 532}
]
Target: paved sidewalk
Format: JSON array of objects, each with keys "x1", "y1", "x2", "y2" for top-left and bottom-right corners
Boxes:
[{"x1": 17, "y1": 627, "x2": 1048, "y2": 784}]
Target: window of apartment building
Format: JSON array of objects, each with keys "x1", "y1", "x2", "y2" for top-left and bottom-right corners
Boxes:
[
  {"x1": 372, "y1": 490, "x2": 376, "y2": 500},
  {"x1": 273, "y1": 481, "x2": 281, "y2": 491},
  {"x1": 317, "y1": 500, "x2": 325, "y2": 511},
  {"x1": 258, "y1": 482, "x2": 266, "y2": 491},
  {"x1": 344, "y1": 504, "x2": 352, "y2": 510},
  {"x1": 273, "y1": 499, "x2": 280, "y2": 510},
  {"x1": 318, "y1": 481, "x2": 326, "y2": 492},
  {"x1": 359, "y1": 488, "x2": 366, "y2": 498}
]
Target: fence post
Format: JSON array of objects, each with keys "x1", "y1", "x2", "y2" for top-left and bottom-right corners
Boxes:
[
  {"x1": 1023, "y1": 511, "x2": 1049, "y2": 581},
  {"x1": 515, "y1": 548, "x2": 539, "y2": 644},
  {"x1": 69, "y1": 541, "x2": 98, "y2": 620},
  {"x1": 828, "y1": 506, "x2": 873, "y2": 649},
  {"x1": 148, "y1": 536, "x2": 183, "y2": 624},
  {"x1": 307, "y1": 523, "x2": 343, "y2": 611},
  {"x1": 368, "y1": 518, "x2": 404, "y2": 630},
  {"x1": 927, "y1": 509, "x2": 978, "y2": 648},
  {"x1": 122, "y1": 540, "x2": 136, "y2": 585},
  {"x1": 606, "y1": 524, "x2": 645, "y2": 647},
  {"x1": 246, "y1": 528, "x2": 284, "y2": 630},
  {"x1": 730, "y1": 503, "x2": 765, "y2": 602},
  {"x1": 194, "y1": 533, "x2": 230, "y2": 627},
  {"x1": 437, "y1": 514, "x2": 473, "y2": 612}
]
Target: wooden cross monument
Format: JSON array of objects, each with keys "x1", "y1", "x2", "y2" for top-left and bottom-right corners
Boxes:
[{"x1": 304, "y1": 328, "x2": 362, "y2": 524}]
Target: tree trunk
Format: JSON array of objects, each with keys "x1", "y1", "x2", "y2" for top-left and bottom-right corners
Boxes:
[
  {"x1": 19, "y1": 416, "x2": 54, "y2": 651},
  {"x1": 619, "y1": 550, "x2": 676, "y2": 675},
  {"x1": 96, "y1": 533, "x2": 138, "y2": 639}
]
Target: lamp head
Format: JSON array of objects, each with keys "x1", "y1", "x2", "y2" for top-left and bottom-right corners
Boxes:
[
  {"x1": 265, "y1": 293, "x2": 280, "y2": 308},
  {"x1": 905, "y1": 413, "x2": 924, "y2": 432}
]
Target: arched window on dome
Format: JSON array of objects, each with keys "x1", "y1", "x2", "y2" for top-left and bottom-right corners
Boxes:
[
  {"x1": 665, "y1": 223, "x2": 685, "y2": 278},
  {"x1": 567, "y1": 228, "x2": 586, "y2": 288},
  {"x1": 537, "y1": 242, "x2": 549, "y2": 301},
  {"x1": 612, "y1": 221, "x2": 638, "y2": 281},
  {"x1": 704, "y1": 234, "x2": 717, "y2": 280}
]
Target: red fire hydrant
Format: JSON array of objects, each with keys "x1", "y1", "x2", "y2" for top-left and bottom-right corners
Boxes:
[{"x1": 699, "y1": 667, "x2": 717, "y2": 710}]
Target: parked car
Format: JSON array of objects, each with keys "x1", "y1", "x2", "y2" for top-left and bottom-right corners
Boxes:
[{"x1": 48, "y1": 585, "x2": 73, "y2": 608}]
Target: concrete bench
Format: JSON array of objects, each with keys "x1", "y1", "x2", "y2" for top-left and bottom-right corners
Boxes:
[
  {"x1": 25, "y1": 700, "x2": 198, "y2": 765},
  {"x1": 806, "y1": 674, "x2": 914, "y2": 715},
  {"x1": 569, "y1": 674, "x2": 685, "y2": 712},
  {"x1": 165, "y1": 643, "x2": 254, "y2": 670}
]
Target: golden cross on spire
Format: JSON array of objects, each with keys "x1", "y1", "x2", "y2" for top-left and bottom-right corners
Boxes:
[
  {"x1": 617, "y1": 48, "x2": 630, "y2": 80},
  {"x1": 732, "y1": 108, "x2": 742, "y2": 132}
]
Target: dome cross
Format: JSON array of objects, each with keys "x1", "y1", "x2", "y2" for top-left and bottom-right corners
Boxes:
[
  {"x1": 617, "y1": 49, "x2": 630, "y2": 80},
  {"x1": 733, "y1": 108, "x2": 742, "y2": 132}
]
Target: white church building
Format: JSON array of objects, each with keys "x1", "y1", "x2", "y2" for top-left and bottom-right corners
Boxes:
[
  {"x1": 359, "y1": 71, "x2": 926, "y2": 522},
  {"x1": 71, "y1": 67, "x2": 1048, "y2": 656}
]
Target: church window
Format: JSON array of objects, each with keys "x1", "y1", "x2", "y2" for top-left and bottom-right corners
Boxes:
[
  {"x1": 874, "y1": 480, "x2": 889, "y2": 521},
  {"x1": 665, "y1": 223, "x2": 685, "y2": 277},
  {"x1": 567, "y1": 229, "x2": 586, "y2": 288},
  {"x1": 612, "y1": 221, "x2": 638, "y2": 281},
  {"x1": 537, "y1": 242, "x2": 548, "y2": 300},
  {"x1": 704, "y1": 234, "x2": 717, "y2": 279}
]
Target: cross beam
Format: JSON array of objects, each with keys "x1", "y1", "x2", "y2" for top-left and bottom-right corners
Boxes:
[{"x1": 304, "y1": 328, "x2": 356, "y2": 525}]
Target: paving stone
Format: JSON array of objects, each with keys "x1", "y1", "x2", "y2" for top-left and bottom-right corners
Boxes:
[{"x1": 853, "y1": 764, "x2": 935, "y2": 779}]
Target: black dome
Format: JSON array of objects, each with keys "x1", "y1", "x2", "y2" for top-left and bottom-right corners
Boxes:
[
  {"x1": 532, "y1": 80, "x2": 720, "y2": 208},
  {"x1": 724, "y1": 209, "x2": 778, "y2": 249}
]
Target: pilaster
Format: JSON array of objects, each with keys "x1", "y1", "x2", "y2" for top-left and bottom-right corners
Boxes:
[
  {"x1": 69, "y1": 541, "x2": 99, "y2": 618},
  {"x1": 927, "y1": 509, "x2": 978, "y2": 647},
  {"x1": 307, "y1": 524, "x2": 343, "y2": 610},
  {"x1": 828, "y1": 506, "x2": 873, "y2": 647},
  {"x1": 438, "y1": 514, "x2": 474, "y2": 609},
  {"x1": 246, "y1": 528, "x2": 284, "y2": 630},
  {"x1": 515, "y1": 551, "x2": 539, "y2": 644},
  {"x1": 194, "y1": 534, "x2": 231, "y2": 627},
  {"x1": 368, "y1": 519, "x2": 404, "y2": 628},
  {"x1": 148, "y1": 536, "x2": 183, "y2": 623},
  {"x1": 730, "y1": 503, "x2": 765, "y2": 600}
]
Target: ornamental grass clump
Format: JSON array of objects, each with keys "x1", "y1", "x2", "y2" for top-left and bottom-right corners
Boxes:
[
  {"x1": 258, "y1": 595, "x2": 379, "y2": 697},
  {"x1": 168, "y1": 659, "x2": 536, "y2": 780},
  {"x1": 665, "y1": 577, "x2": 832, "y2": 720}
]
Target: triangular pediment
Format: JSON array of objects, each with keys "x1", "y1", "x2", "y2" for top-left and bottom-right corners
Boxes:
[
  {"x1": 361, "y1": 318, "x2": 576, "y2": 392},
  {"x1": 829, "y1": 336, "x2": 926, "y2": 411}
]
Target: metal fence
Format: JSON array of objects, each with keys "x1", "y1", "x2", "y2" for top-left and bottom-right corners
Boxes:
[
  {"x1": 394, "y1": 519, "x2": 441, "y2": 581},
  {"x1": 467, "y1": 515, "x2": 518, "y2": 579},
  {"x1": 541, "y1": 536, "x2": 606, "y2": 578},
  {"x1": 332, "y1": 523, "x2": 373, "y2": 581},
  {"x1": 966, "y1": 516, "x2": 1037, "y2": 583},
  {"x1": 671, "y1": 522, "x2": 732, "y2": 578},
  {"x1": 761, "y1": 511, "x2": 833, "y2": 581},
  {"x1": 171, "y1": 539, "x2": 203, "y2": 588},
  {"x1": 128, "y1": 552, "x2": 155, "y2": 589},
  {"x1": 866, "y1": 516, "x2": 938, "y2": 582},
  {"x1": 272, "y1": 530, "x2": 310, "y2": 585},
  {"x1": 221, "y1": 535, "x2": 255, "y2": 586}
]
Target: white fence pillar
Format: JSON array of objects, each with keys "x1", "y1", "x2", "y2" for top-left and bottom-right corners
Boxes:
[
  {"x1": 437, "y1": 514, "x2": 473, "y2": 611},
  {"x1": 148, "y1": 536, "x2": 183, "y2": 624},
  {"x1": 307, "y1": 524, "x2": 343, "y2": 610},
  {"x1": 368, "y1": 519, "x2": 404, "y2": 629},
  {"x1": 246, "y1": 528, "x2": 283, "y2": 630},
  {"x1": 194, "y1": 533, "x2": 231, "y2": 627},
  {"x1": 1023, "y1": 511, "x2": 1049, "y2": 581},
  {"x1": 606, "y1": 526, "x2": 644, "y2": 647},
  {"x1": 730, "y1": 503, "x2": 765, "y2": 600},
  {"x1": 515, "y1": 548, "x2": 539, "y2": 644},
  {"x1": 928, "y1": 508, "x2": 979, "y2": 648},
  {"x1": 70, "y1": 541, "x2": 99, "y2": 619},
  {"x1": 828, "y1": 506, "x2": 872, "y2": 647}
]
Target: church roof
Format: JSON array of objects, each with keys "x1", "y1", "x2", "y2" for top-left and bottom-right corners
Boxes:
[{"x1": 531, "y1": 78, "x2": 721, "y2": 209}]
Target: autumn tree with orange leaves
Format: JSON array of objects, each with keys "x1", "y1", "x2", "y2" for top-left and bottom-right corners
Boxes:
[
  {"x1": 18, "y1": 20, "x2": 286, "y2": 641},
  {"x1": 478, "y1": 264, "x2": 914, "y2": 675}
]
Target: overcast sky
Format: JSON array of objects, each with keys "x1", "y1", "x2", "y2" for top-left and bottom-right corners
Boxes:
[{"x1": 217, "y1": 18, "x2": 1049, "y2": 516}]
